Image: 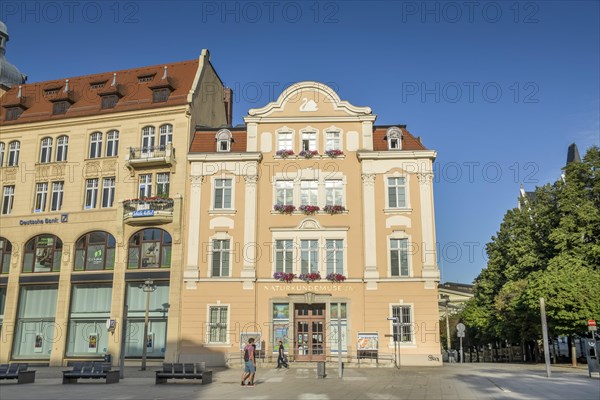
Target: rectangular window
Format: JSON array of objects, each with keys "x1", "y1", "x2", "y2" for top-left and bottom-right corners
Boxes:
[
  {"x1": 52, "y1": 101, "x2": 70, "y2": 115},
  {"x1": 152, "y1": 88, "x2": 170, "y2": 103},
  {"x1": 276, "y1": 181, "x2": 294, "y2": 205},
  {"x1": 156, "y1": 173, "x2": 170, "y2": 197},
  {"x1": 277, "y1": 132, "x2": 292, "y2": 151},
  {"x1": 208, "y1": 306, "x2": 228, "y2": 343},
  {"x1": 275, "y1": 240, "x2": 293, "y2": 273},
  {"x1": 85, "y1": 178, "x2": 99, "y2": 209},
  {"x1": 325, "y1": 131, "x2": 341, "y2": 151},
  {"x1": 213, "y1": 178, "x2": 232, "y2": 209},
  {"x1": 390, "y1": 238, "x2": 409, "y2": 276},
  {"x1": 106, "y1": 131, "x2": 119, "y2": 157},
  {"x1": 330, "y1": 303, "x2": 348, "y2": 353},
  {"x1": 392, "y1": 305, "x2": 413, "y2": 342},
  {"x1": 300, "y1": 180, "x2": 318, "y2": 205},
  {"x1": 34, "y1": 182, "x2": 48, "y2": 213},
  {"x1": 300, "y1": 240, "x2": 319, "y2": 274},
  {"x1": 56, "y1": 136, "x2": 68, "y2": 162},
  {"x1": 325, "y1": 180, "x2": 343, "y2": 206},
  {"x1": 101, "y1": 95, "x2": 118, "y2": 109},
  {"x1": 301, "y1": 132, "x2": 316, "y2": 151},
  {"x1": 138, "y1": 174, "x2": 152, "y2": 198},
  {"x1": 50, "y1": 181, "x2": 64, "y2": 211},
  {"x1": 102, "y1": 177, "x2": 115, "y2": 208},
  {"x1": 6, "y1": 107, "x2": 23, "y2": 121},
  {"x1": 387, "y1": 177, "x2": 406, "y2": 208},
  {"x1": 2, "y1": 186, "x2": 15, "y2": 215},
  {"x1": 326, "y1": 239, "x2": 344, "y2": 274},
  {"x1": 272, "y1": 303, "x2": 290, "y2": 351},
  {"x1": 211, "y1": 239, "x2": 230, "y2": 277}
]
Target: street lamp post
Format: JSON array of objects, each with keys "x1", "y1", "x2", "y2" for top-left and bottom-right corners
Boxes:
[
  {"x1": 441, "y1": 294, "x2": 452, "y2": 360},
  {"x1": 140, "y1": 279, "x2": 156, "y2": 371},
  {"x1": 387, "y1": 317, "x2": 399, "y2": 368}
]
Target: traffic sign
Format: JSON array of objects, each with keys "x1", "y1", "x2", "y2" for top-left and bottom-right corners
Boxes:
[
  {"x1": 589, "y1": 320, "x2": 597, "y2": 331},
  {"x1": 456, "y1": 323, "x2": 465, "y2": 332},
  {"x1": 457, "y1": 331, "x2": 465, "y2": 338}
]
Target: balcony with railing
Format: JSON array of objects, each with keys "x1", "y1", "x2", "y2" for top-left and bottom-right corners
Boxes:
[
  {"x1": 125, "y1": 143, "x2": 175, "y2": 169},
  {"x1": 122, "y1": 197, "x2": 175, "y2": 225}
]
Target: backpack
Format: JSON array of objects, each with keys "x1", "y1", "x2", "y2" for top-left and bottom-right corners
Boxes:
[{"x1": 244, "y1": 347, "x2": 249, "y2": 362}]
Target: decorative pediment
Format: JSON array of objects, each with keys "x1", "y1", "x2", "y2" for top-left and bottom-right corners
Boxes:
[
  {"x1": 246, "y1": 81, "x2": 373, "y2": 119},
  {"x1": 297, "y1": 218, "x2": 322, "y2": 230}
]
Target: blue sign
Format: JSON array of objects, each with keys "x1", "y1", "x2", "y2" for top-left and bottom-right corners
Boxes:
[{"x1": 132, "y1": 209, "x2": 155, "y2": 218}]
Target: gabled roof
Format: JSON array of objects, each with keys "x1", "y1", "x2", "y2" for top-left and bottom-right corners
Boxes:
[
  {"x1": 373, "y1": 126, "x2": 428, "y2": 151},
  {"x1": 1, "y1": 59, "x2": 199, "y2": 125}
]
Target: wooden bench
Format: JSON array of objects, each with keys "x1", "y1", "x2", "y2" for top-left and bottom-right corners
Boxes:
[
  {"x1": 0, "y1": 363, "x2": 36, "y2": 384},
  {"x1": 155, "y1": 362, "x2": 212, "y2": 384},
  {"x1": 63, "y1": 362, "x2": 119, "y2": 384}
]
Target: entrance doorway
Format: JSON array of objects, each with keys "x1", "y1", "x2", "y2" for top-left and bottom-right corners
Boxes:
[{"x1": 294, "y1": 303, "x2": 326, "y2": 361}]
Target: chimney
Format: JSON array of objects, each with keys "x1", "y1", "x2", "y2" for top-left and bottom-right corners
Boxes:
[{"x1": 223, "y1": 87, "x2": 233, "y2": 126}]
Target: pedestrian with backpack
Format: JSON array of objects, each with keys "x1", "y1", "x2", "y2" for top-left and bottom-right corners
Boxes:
[
  {"x1": 277, "y1": 340, "x2": 289, "y2": 369},
  {"x1": 241, "y1": 337, "x2": 256, "y2": 386}
]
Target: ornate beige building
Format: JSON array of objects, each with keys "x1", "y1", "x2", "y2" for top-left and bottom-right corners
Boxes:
[
  {"x1": 182, "y1": 82, "x2": 442, "y2": 366},
  {"x1": 0, "y1": 50, "x2": 230, "y2": 365}
]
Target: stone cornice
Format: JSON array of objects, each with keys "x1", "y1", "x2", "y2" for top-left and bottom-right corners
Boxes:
[
  {"x1": 356, "y1": 150, "x2": 437, "y2": 161},
  {"x1": 187, "y1": 152, "x2": 263, "y2": 162}
]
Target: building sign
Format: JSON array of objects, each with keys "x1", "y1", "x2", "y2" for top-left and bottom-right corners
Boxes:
[
  {"x1": 20, "y1": 214, "x2": 69, "y2": 225},
  {"x1": 264, "y1": 284, "x2": 354, "y2": 292},
  {"x1": 132, "y1": 210, "x2": 155, "y2": 217},
  {"x1": 357, "y1": 333, "x2": 379, "y2": 351}
]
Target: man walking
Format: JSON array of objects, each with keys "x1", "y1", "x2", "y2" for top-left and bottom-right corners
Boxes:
[
  {"x1": 277, "y1": 340, "x2": 289, "y2": 369},
  {"x1": 241, "y1": 338, "x2": 256, "y2": 386}
]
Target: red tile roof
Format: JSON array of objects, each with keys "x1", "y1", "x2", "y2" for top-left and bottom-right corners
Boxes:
[
  {"x1": 1, "y1": 59, "x2": 199, "y2": 125},
  {"x1": 191, "y1": 129, "x2": 248, "y2": 153},
  {"x1": 373, "y1": 127, "x2": 428, "y2": 151}
]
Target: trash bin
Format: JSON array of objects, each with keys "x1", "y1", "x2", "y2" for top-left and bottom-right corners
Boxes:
[
  {"x1": 317, "y1": 361, "x2": 326, "y2": 378},
  {"x1": 103, "y1": 353, "x2": 112, "y2": 364}
]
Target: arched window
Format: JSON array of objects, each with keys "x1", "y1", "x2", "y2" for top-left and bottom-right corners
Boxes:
[
  {"x1": 74, "y1": 231, "x2": 116, "y2": 271},
  {"x1": 56, "y1": 135, "x2": 69, "y2": 162},
  {"x1": 0, "y1": 237, "x2": 12, "y2": 274},
  {"x1": 127, "y1": 229, "x2": 171, "y2": 269},
  {"x1": 141, "y1": 126, "x2": 155, "y2": 154},
  {"x1": 0, "y1": 142, "x2": 5, "y2": 166},
  {"x1": 215, "y1": 129, "x2": 232, "y2": 152},
  {"x1": 89, "y1": 132, "x2": 102, "y2": 158},
  {"x1": 159, "y1": 124, "x2": 172, "y2": 150},
  {"x1": 106, "y1": 130, "x2": 119, "y2": 157},
  {"x1": 386, "y1": 127, "x2": 402, "y2": 150},
  {"x1": 7, "y1": 141, "x2": 20, "y2": 166},
  {"x1": 23, "y1": 234, "x2": 63, "y2": 273},
  {"x1": 39, "y1": 137, "x2": 53, "y2": 163}
]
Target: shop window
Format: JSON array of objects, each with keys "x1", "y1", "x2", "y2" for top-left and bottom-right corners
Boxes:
[
  {"x1": 0, "y1": 237, "x2": 11, "y2": 274},
  {"x1": 74, "y1": 231, "x2": 116, "y2": 271},
  {"x1": 22, "y1": 235, "x2": 62, "y2": 273},
  {"x1": 127, "y1": 229, "x2": 172, "y2": 269},
  {"x1": 272, "y1": 303, "x2": 290, "y2": 352}
]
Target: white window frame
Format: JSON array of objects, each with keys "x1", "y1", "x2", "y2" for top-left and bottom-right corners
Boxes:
[
  {"x1": 206, "y1": 304, "x2": 230, "y2": 344},
  {"x1": 89, "y1": 132, "x2": 102, "y2": 159},
  {"x1": 0, "y1": 142, "x2": 5, "y2": 166},
  {"x1": 2, "y1": 185, "x2": 15, "y2": 215},
  {"x1": 56, "y1": 136, "x2": 69, "y2": 162},
  {"x1": 212, "y1": 177, "x2": 234, "y2": 210},
  {"x1": 84, "y1": 178, "x2": 99, "y2": 209},
  {"x1": 34, "y1": 182, "x2": 49, "y2": 213},
  {"x1": 156, "y1": 173, "x2": 170, "y2": 197},
  {"x1": 325, "y1": 179, "x2": 343, "y2": 206},
  {"x1": 102, "y1": 177, "x2": 115, "y2": 208},
  {"x1": 50, "y1": 181, "x2": 64, "y2": 211},
  {"x1": 389, "y1": 303, "x2": 415, "y2": 345},
  {"x1": 275, "y1": 180, "x2": 294, "y2": 206},
  {"x1": 39, "y1": 137, "x2": 53, "y2": 163},
  {"x1": 276, "y1": 127, "x2": 294, "y2": 151},
  {"x1": 216, "y1": 129, "x2": 232, "y2": 152},
  {"x1": 159, "y1": 124, "x2": 173, "y2": 150},
  {"x1": 106, "y1": 130, "x2": 119, "y2": 157},
  {"x1": 138, "y1": 174, "x2": 153, "y2": 198},
  {"x1": 7, "y1": 141, "x2": 20, "y2": 166},
  {"x1": 384, "y1": 172, "x2": 410, "y2": 210},
  {"x1": 274, "y1": 239, "x2": 294, "y2": 273},
  {"x1": 300, "y1": 180, "x2": 318, "y2": 206},
  {"x1": 300, "y1": 128, "x2": 318, "y2": 152},
  {"x1": 387, "y1": 127, "x2": 403, "y2": 150},
  {"x1": 325, "y1": 239, "x2": 344, "y2": 275},
  {"x1": 141, "y1": 126, "x2": 156, "y2": 155},
  {"x1": 300, "y1": 239, "x2": 319, "y2": 274},
  {"x1": 324, "y1": 127, "x2": 342, "y2": 151},
  {"x1": 387, "y1": 231, "x2": 412, "y2": 277},
  {"x1": 210, "y1": 238, "x2": 231, "y2": 277}
]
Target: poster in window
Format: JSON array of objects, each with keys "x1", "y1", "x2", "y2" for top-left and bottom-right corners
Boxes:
[
  {"x1": 273, "y1": 304, "x2": 289, "y2": 319},
  {"x1": 141, "y1": 243, "x2": 159, "y2": 268},
  {"x1": 34, "y1": 237, "x2": 53, "y2": 272},
  {"x1": 240, "y1": 332, "x2": 262, "y2": 350},
  {"x1": 88, "y1": 333, "x2": 98, "y2": 352},
  {"x1": 86, "y1": 245, "x2": 104, "y2": 270},
  {"x1": 34, "y1": 333, "x2": 43, "y2": 353},
  {"x1": 146, "y1": 333, "x2": 154, "y2": 352}
]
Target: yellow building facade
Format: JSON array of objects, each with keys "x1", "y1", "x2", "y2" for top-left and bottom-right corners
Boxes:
[
  {"x1": 182, "y1": 82, "x2": 442, "y2": 366},
  {"x1": 0, "y1": 50, "x2": 230, "y2": 365}
]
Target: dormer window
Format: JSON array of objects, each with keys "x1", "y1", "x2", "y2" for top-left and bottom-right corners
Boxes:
[
  {"x1": 52, "y1": 101, "x2": 70, "y2": 115},
  {"x1": 44, "y1": 88, "x2": 61, "y2": 96},
  {"x1": 386, "y1": 127, "x2": 402, "y2": 150},
  {"x1": 90, "y1": 81, "x2": 107, "y2": 90},
  {"x1": 101, "y1": 94, "x2": 119, "y2": 109},
  {"x1": 5, "y1": 107, "x2": 23, "y2": 121},
  {"x1": 216, "y1": 129, "x2": 233, "y2": 152},
  {"x1": 138, "y1": 74, "x2": 155, "y2": 83},
  {"x1": 152, "y1": 88, "x2": 170, "y2": 103}
]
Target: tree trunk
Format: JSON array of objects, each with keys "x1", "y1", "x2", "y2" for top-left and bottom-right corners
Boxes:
[{"x1": 570, "y1": 335, "x2": 577, "y2": 367}]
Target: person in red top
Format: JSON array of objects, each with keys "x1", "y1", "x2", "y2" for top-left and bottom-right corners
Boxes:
[{"x1": 241, "y1": 338, "x2": 256, "y2": 386}]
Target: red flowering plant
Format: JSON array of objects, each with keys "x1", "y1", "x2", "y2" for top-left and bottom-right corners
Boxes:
[
  {"x1": 299, "y1": 272, "x2": 321, "y2": 282},
  {"x1": 299, "y1": 150, "x2": 319, "y2": 159},
  {"x1": 326, "y1": 272, "x2": 346, "y2": 282},
  {"x1": 276, "y1": 149, "x2": 295, "y2": 158},
  {"x1": 325, "y1": 149, "x2": 344, "y2": 158},
  {"x1": 299, "y1": 205, "x2": 320, "y2": 215},
  {"x1": 323, "y1": 205, "x2": 346, "y2": 214},
  {"x1": 274, "y1": 204, "x2": 296, "y2": 214},
  {"x1": 273, "y1": 272, "x2": 296, "y2": 282}
]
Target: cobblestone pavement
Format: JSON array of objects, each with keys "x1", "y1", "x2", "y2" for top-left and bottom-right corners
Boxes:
[{"x1": 0, "y1": 363, "x2": 598, "y2": 400}]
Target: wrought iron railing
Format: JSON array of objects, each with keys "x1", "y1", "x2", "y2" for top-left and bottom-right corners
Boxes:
[
  {"x1": 127, "y1": 144, "x2": 174, "y2": 160},
  {"x1": 123, "y1": 198, "x2": 174, "y2": 213}
]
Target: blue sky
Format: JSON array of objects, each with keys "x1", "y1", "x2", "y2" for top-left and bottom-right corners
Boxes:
[{"x1": 2, "y1": 1, "x2": 599, "y2": 283}]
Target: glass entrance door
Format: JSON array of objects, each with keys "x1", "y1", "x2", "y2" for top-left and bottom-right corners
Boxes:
[{"x1": 294, "y1": 304, "x2": 326, "y2": 361}]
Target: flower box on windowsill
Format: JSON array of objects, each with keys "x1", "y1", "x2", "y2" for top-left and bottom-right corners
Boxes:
[
  {"x1": 299, "y1": 272, "x2": 321, "y2": 282},
  {"x1": 275, "y1": 149, "x2": 295, "y2": 158},
  {"x1": 298, "y1": 205, "x2": 320, "y2": 215},
  {"x1": 326, "y1": 273, "x2": 346, "y2": 282},
  {"x1": 323, "y1": 205, "x2": 346, "y2": 215},
  {"x1": 298, "y1": 150, "x2": 319, "y2": 159},
  {"x1": 273, "y1": 272, "x2": 296, "y2": 282},
  {"x1": 273, "y1": 204, "x2": 296, "y2": 214},
  {"x1": 325, "y1": 149, "x2": 344, "y2": 158}
]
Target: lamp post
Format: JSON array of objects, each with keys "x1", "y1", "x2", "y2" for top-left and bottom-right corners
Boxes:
[
  {"x1": 139, "y1": 279, "x2": 156, "y2": 371},
  {"x1": 440, "y1": 294, "x2": 452, "y2": 358},
  {"x1": 387, "y1": 317, "x2": 399, "y2": 368}
]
